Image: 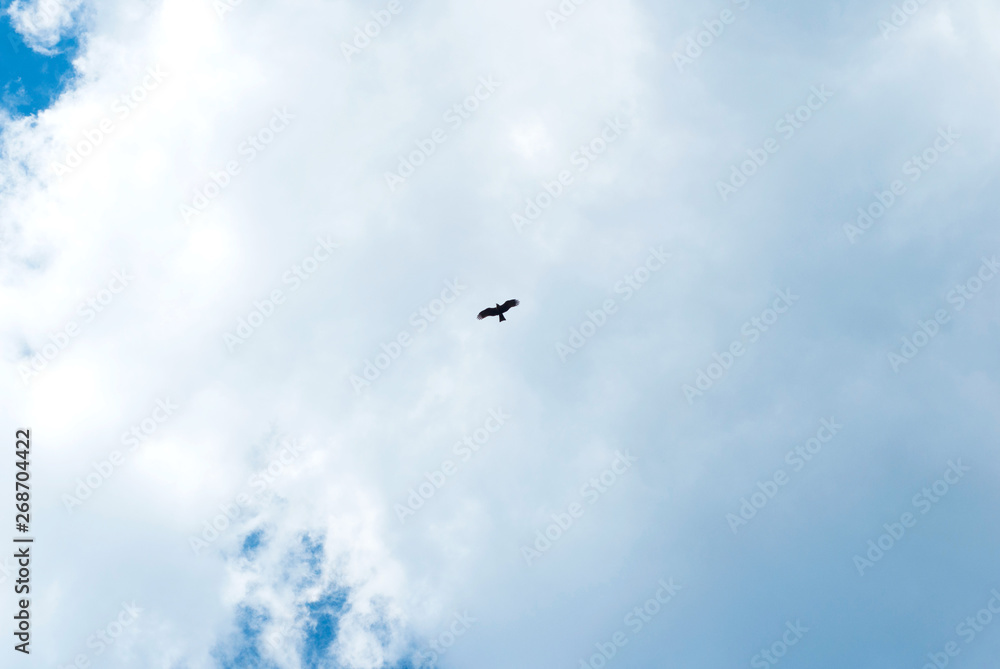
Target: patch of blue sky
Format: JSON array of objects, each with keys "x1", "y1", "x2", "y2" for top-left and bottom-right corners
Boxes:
[
  {"x1": 242, "y1": 528, "x2": 265, "y2": 558},
  {"x1": 0, "y1": 8, "x2": 79, "y2": 117},
  {"x1": 301, "y1": 588, "x2": 349, "y2": 669},
  {"x1": 280, "y1": 532, "x2": 326, "y2": 589},
  {"x1": 211, "y1": 604, "x2": 281, "y2": 669}
]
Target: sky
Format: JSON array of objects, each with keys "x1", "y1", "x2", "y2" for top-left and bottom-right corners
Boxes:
[{"x1": 2, "y1": 0, "x2": 1000, "y2": 667}]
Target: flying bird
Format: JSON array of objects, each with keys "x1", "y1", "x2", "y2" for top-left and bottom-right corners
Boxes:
[{"x1": 477, "y1": 299, "x2": 520, "y2": 322}]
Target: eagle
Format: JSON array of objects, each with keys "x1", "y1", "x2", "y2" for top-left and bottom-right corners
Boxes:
[{"x1": 477, "y1": 299, "x2": 520, "y2": 322}]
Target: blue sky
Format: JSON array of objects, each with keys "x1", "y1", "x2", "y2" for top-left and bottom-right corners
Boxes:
[
  {"x1": 2, "y1": 0, "x2": 1000, "y2": 668},
  {"x1": 0, "y1": 3, "x2": 78, "y2": 116}
]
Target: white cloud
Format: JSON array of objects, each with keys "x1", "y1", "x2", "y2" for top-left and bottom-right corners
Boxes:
[
  {"x1": 7, "y1": 0, "x2": 84, "y2": 53},
  {"x1": 4, "y1": 0, "x2": 1000, "y2": 667}
]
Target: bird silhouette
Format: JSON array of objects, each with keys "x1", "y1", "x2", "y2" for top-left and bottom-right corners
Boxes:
[{"x1": 477, "y1": 299, "x2": 520, "y2": 322}]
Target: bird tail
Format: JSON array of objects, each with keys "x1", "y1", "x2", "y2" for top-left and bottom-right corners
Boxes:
[{"x1": 498, "y1": 313, "x2": 506, "y2": 322}]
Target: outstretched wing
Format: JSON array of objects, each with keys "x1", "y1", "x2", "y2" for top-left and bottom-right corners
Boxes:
[
  {"x1": 499, "y1": 299, "x2": 520, "y2": 313},
  {"x1": 477, "y1": 307, "x2": 500, "y2": 320}
]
